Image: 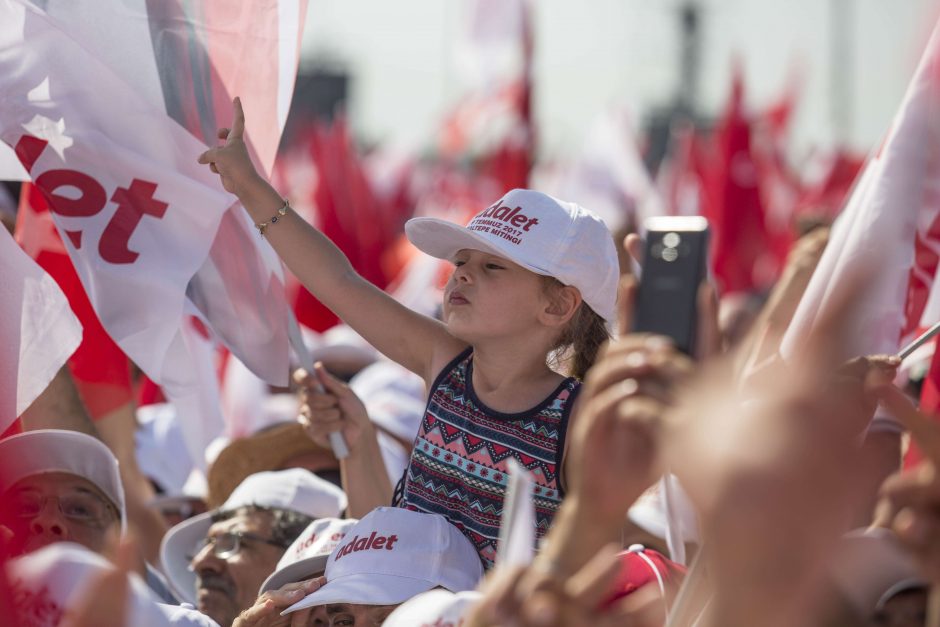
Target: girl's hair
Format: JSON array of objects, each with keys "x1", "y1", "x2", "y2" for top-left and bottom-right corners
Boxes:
[{"x1": 542, "y1": 277, "x2": 610, "y2": 379}]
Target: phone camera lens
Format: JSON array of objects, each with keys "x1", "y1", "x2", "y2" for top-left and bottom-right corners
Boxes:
[
  {"x1": 662, "y1": 247, "x2": 679, "y2": 262},
  {"x1": 663, "y1": 232, "x2": 681, "y2": 248}
]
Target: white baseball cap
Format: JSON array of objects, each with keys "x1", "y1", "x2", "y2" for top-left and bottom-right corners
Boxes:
[
  {"x1": 7, "y1": 542, "x2": 216, "y2": 626},
  {"x1": 282, "y1": 507, "x2": 483, "y2": 615},
  {"x1": 405, "y1": 188, "x2": 620, "y2": 325},
  {"x1": 259, "y1": 517, "x2": 359, "y2": 594},
  {"x1": 382, "y1": 589, "x2": 483, "y2": 627},
  {"x1": 0, "y1": 429, "x2": 126, "y2": 531},
  {"x1": 160, "y1": 468, "x2": 348, "y2": 604}
]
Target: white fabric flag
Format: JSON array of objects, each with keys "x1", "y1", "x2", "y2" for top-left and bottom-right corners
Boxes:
[
  {"x1": 0, "y1": 227, "x2": 81, "y2": 426},
  {"x1": 0, "y1": 0, "x2": 303, "y2": 418},
  {"x1": 781, "y1": 18, "x2": 940, "y2": 361}
]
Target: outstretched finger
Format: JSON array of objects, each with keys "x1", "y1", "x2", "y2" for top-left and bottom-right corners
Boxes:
[
  {"x1": 695, "y1": 282, "x2": 721, "y2": 360},
  {"x1": 624, "y1": 233, "x2": 645, "y2": 266},
  {"x1": 230, "y1": 96, "x2": 246, "y2": 140},
  {"x1": 197, "y1": 147, "x2": 219, "y2": 165},
  {"x1": 618, "y1": 274, "x2": 638, "y2": 337},
  {"x1": 217, "y1": 127, "x2": 230, "y2": 141}
]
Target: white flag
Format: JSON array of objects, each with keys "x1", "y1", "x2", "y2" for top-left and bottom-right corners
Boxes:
[
  {"x1": 0, "y1": 227, "x2": 81, "y2": 427},
  {"x1": 782, "y1": 19, "x2": 940, "y2": 360},
  {"x1": 0, "y1": 0, "x2": 304, "y2": 407}
]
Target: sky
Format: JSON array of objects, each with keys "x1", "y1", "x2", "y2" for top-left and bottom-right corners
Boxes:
[{"x1": 300, "y1": 0, "x2": 939, "y2": 161}]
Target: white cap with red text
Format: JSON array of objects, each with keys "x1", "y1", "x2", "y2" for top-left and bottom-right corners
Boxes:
[
  {"x1": 282, "y1": 507, "x2": 483, "y2": 615},
  {"x1": 160, "y1": 468, "x2": 348, "y2": 605},
  {"x1": 405, "y1": 189, "x2": 619, "y2": 325},
  {"x1": 259, "y1": 517, "x2": 358, "y2": 594},
  {"x1": 8, "y1": 542, "x2": 216, "y2": 626}
]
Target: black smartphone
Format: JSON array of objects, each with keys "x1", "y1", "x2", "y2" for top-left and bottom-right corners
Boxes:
[{"x1": 632, "y1": 216, "x2": 710, "y2": 356}]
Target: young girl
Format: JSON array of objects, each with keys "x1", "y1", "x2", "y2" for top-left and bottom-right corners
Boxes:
[{"x1": 199, "y1": 98, "x2": 620, "y2": 569}]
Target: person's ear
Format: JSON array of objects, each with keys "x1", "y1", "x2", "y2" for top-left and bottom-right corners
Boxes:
[{"x1": 539, "y1": 285, "x2": 582, "y2": 328}]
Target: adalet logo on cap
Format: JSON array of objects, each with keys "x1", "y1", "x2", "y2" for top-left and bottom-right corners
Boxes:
[{"x1": 334, "y1": 531, "x2": 400, "y2": 561}]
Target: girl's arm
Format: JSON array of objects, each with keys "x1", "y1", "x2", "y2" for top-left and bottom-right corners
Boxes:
[{"x1": 199, "y1": 98, "x2": 465, "y2": 382}]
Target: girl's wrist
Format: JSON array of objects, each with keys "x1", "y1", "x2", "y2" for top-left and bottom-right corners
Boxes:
[{"x1": 237, "y1": 175, "x2": 282, "y2": 219}]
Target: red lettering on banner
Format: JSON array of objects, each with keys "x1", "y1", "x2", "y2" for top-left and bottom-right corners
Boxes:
[
  {"x1": 14, "y1": 135, "x2": 49, "y2": 172},
  {"x1": 34, "y1": 169, "x2": 107, "y2": 218},
  {"x1": 100, "y1": 179, "x2": 168, "y2": 264},
  {"x1": 14, "y1": 134, "x2": 170, "y2": 265}
]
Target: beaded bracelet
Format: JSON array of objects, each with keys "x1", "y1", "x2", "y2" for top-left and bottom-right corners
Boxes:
[{"x1": 255, "y1": 200, "x2": 290, "y2": 237}]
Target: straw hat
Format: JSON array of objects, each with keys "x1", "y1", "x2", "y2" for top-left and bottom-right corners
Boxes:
[{"x1": 206, "y1": 422, "x2": 338, "y2": 508}]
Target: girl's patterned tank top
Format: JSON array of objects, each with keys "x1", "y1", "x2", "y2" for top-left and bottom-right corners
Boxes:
[{"x1": 394, "y1": 347, "x2": 580, "y2": 570}]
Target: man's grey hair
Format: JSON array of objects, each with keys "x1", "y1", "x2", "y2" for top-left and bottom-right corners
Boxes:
[{"x1": 211, "y1": 505, "x2": 313, "y2": 548}]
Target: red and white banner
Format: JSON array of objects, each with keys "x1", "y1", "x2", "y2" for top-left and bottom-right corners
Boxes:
[
  {"x1": 0, "y1": 1, "x2": 305, "y2": 412},
  {"x1": 0, "y1": 227, "x2": 82, "y2": 427},
  {"x1": 782, "y1": 17, "x2": 940, "y2": 361}
]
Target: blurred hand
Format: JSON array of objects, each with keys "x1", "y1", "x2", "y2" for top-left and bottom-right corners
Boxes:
[
  {"x1": 59, "y1": 535, "x2": 138, "y2": 627},
  {"x1": 570, "y1": 333, "x2": 692, "y2": 524},
  {"x1": 876, "y1": 384, "x2": 940, "y2": 584},
  {"x1": 232, "y1": 577, "x2": 325, "y2": 627},
  {"x1": 294, "y1": 362, "x2": 372, "y2": 454},
  {"x1": 466, "y1": 546, "x2": 666, "y2": 627}
]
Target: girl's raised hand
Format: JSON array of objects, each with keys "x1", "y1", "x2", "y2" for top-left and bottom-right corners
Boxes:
[{"x1": 197, "y1": 97, "x2": 264, "y2": 197}]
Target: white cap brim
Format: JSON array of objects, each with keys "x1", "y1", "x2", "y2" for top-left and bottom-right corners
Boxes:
[
  {"x1": 259, "y1": 554, "x2": 330, "y2": 595},
  {"x1": 405, "y1": 217, "x2": 551, "y2": 276},
  {"x1": 282, "y1": 573, "x2": 436, "y2": 614},
  {"x1": 159, "y1": 511, "x2": 213, "y2": 605}
]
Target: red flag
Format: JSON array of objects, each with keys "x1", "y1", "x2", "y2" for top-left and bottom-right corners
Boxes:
[{"x1": 703, "y1": 65, "x2": 774, "y2": 294}]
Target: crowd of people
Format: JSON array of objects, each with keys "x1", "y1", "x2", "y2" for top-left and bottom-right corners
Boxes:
[{"x1": 2, "y1": 97, "x2": 938, "y2": 627}]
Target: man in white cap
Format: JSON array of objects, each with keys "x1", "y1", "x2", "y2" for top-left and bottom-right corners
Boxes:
[
  {"x1": 0, "y1": 429, "x2": 215, "y2": 625},
  {"x1": 160, "y1": 467, "x2": 347, "y2": 627},
  {"x1": 244, "y1": 507, "x2": 483, "y2": 626},
  {"x1": 0, "y1": 429, "x2": 125, "y2": 558}
]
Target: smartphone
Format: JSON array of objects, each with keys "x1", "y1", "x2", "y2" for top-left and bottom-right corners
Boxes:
[{"x1": 632, "y1": 216, "x2": 710, "y2": 356}]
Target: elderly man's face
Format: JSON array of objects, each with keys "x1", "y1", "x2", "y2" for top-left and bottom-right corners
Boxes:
[
  {"x1": 190, "y1": 509, "x2": 286, "y2": 627},
  {"x1": 307, "y1": 603, "x2": 399, "y2": 626},
  {"x1": 0, "y1": 472, "x2": 120, "y2": 557}
]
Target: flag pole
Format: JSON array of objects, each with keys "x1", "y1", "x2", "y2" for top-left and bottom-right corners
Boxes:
[{"x1": 286, "y1": 310, "x2": 350, "y2": 459}]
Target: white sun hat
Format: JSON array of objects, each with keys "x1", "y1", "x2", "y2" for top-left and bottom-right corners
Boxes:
[
  {"x1": 0, "y1": 429, "x2": 126, "y2": 531},
  {"x1": 7, "y1": 542, "x2": 216, "y2": 626},
  {"x1": 282, "y1": 507, "x2": 483, "y2": 615},
  {"x1": 160, "y1": 468, "x2": 347, "y2": 605},
  {"x1": 405, "y1": 188, "x2": 619, "y2": 325},
  {"x1": 259, "y1": 517, "x2": 359, "y2": 595},
  {"x1": 382, "y1": 589, "x2": 483, "y2": 627}
]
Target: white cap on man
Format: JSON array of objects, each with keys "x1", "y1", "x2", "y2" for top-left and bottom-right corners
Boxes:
[
  {"x1": 0, "y1": 429, "x2": 126, "y2": 530},
  {"x1": 282, "y1": 507, "x2": 483, "y2": 615},
  {"x1": 259, "y1": 517, "x2": 358, "y2": 594},
  {"x1": 160, "y1": 468, "x2": 347, "y2": 605}
]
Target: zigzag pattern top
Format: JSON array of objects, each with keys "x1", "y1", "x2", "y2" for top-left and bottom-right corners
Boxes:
[{"x1": 396, "y1": 348, "x2": 580, "y2": 570}]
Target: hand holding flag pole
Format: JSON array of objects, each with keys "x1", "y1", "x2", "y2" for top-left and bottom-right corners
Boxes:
[{"x1": 286, "y1": 311, "x2": 350, "y2": 459}]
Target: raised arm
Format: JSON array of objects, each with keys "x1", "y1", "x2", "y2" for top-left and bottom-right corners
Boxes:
[{"x1": 198, "y1": 98, "x2": 465, "y2": 382}]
